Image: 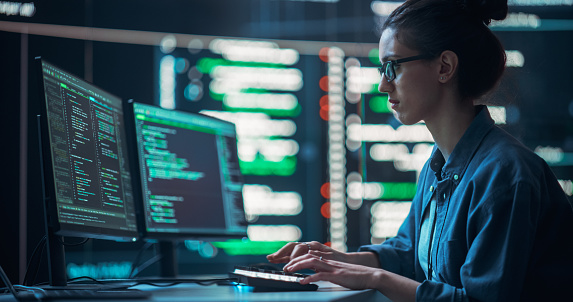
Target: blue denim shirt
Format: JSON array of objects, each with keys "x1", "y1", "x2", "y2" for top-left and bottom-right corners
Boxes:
[{"x1": 359, "y1": 106, "x2": 573, "y2": 301}]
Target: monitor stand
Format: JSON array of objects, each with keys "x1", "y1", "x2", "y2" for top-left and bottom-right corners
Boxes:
[
  {"x1": 42, "y1": 212, "x2": 106, "y2": 289},
  {"x1": 42, "y1": 203, "x2": 105, "y2": 289},
  {"x1": 42, "y1": 222, "x2": 129, "y2": 290},
  {"x1": 157, "y1": 241, "x2": 178, "y2": 278},
  {"x1": 45, "y1": 226, "x2": 67, "y2": 287}
]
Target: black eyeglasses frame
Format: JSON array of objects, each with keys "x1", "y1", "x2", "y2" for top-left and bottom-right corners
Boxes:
[{"x1": 378, "y1": 54, "x2": 432, "y2": 82}]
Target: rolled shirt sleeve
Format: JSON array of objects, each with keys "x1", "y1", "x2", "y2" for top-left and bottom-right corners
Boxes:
[{"x1": 359, "y1": 200, "x2": 418, "y2": 280}]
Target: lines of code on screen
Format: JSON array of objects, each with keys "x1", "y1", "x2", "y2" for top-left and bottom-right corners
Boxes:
[
  {"x1": 41, "y1": 62, "x2": 137, "y2": 234},
  {"x1": 133, "y1": 103, "x2": 247, "y2": 236}
]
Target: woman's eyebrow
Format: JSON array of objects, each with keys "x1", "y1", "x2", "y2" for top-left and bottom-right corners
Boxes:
[{"x1": 381, "y1": 53, "x2": 396, "y2": 62}]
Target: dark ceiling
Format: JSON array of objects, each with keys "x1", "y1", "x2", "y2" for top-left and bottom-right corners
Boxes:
[{"x1": 2, "y1": 0, "x2": 381, "y2": 43}]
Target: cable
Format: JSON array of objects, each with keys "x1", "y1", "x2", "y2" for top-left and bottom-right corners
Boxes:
[
  {"x1": 68, "y1": 276, "x2": 237, "y2": 287},
  {"x1": 23, "y1": 235, "x2": 90, "y2": 287},
  {"x1": 68, "y1": 276, "x2": 99, "y2": 283},
  {"x1": 57, "y1": 237, "x2": 90, "y2": 246},
  {"x1": 129, "y1": 241, "x2": 154, "y2": 278},
  {"x1": 0, "y1": 267, "x2": 236, "y2": 302},
  {"x1": 14, "y1": 285, "x2": 46, "y2": 293},
  {"x1": 0, "y1": 264, "x2": 20, "y2": 300},
  {"x1": 130, "y1": 279, "x2": 229, "y2": 287},
  {"x1": 23, "y1": 235, "x2": 47, "y2": 286},
  {"x1": 130, "y1": 254, "x2": 162, "y2": 278}
]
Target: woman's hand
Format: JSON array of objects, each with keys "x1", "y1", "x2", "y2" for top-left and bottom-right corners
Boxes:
[
  {"x1": 266, "y1": 241, "x2": 346, "y2": 264},
  {"x1": 267, "y1": 241, "x2": 381, "y2": 268},
  {"x1": 283, "y1": 253, "x2": 419, "y2": 302},
  {"x1": 282, "y1": 253, "x2": 383, "y2": 290}
]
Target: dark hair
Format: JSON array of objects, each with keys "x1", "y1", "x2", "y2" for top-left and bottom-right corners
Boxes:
[{"x1": 382, "y1": 0, "x2": 508, "y2": 100}]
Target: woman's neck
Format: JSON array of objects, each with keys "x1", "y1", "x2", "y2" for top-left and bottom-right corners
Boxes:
[{"x1": 425, "y1": 101, "x2": 476, "y2": 162}]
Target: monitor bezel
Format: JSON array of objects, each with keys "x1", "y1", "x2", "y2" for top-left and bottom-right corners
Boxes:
[
  {"x1": 123, "y1": 99, "x2": 248, "y2": 241},
  {"x1": 36, "y1": 57, "x2": 140, "y2": 242}
]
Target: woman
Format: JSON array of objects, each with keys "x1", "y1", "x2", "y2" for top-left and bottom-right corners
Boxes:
[{"x1": 267, "y1": 0, "x2": 573, "y2": 301}]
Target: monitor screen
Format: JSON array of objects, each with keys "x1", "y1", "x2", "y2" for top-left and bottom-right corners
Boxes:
[
  {"x1": 128, "y1": 101, "x2": 247, "y2": 239},
  {"x1": 37, "y1": 59, "x2": 139, "y2": 242}
]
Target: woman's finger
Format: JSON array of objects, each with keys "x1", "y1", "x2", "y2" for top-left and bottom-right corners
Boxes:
[
  {"x1": 267, "y1": 242, "x2": 298, "y2": 260},
  {"x1": 284, "y1": 254, "x2": 330, "y2": 273},
  {"x1": 300, "y1": 272, "x2": 326, "y2": 285},
  {"x1": 267, "y1": 256, "x2": 291, "y2": 264},
  {"x1": 296, "y1": 260, "x2": 380, "y2": 290},
  {"x1": 283, "y1": 252, "x2": 314, "y2": 270},
  {"x1": 285, "y1": 242, "x2": 316, "y2": 260},
  {"x1": 308, "y1": 250, "x2": 333, "y2": 260},
  {"x1": 267, "y1": 242, "x2": 314, "y2": 263}
]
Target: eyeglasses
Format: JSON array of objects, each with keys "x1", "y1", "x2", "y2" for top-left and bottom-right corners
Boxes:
[{"x1": 378, "y1": 54, "x2": 431, "y2": 82}]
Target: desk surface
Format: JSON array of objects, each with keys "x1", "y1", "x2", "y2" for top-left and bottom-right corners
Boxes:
[
  {"x1": 0, "y1": 282, "x2": 391, "y2": 302},
  {"x1": 142, "y1": 281, "x2": 390, "y2": 302}
]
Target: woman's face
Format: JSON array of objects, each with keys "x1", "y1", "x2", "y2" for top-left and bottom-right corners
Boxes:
[{"x1": 378, "y1": 28, "x2": 441, "y2": 125}]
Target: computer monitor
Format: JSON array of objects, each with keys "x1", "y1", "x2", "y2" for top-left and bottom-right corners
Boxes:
[
  {"x1": 126, "y1": 101, "x2": 248, "y2": 238},
  {"x1": 124, "y1": 101, "x2": 248, "y2": 276},
  {"x1": 36, "y1": 58, "x2": 139, "y2": 286}
]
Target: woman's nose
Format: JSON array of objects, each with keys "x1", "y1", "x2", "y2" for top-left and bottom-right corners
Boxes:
[{"x1": 378, "y1": 75, "x2": 393, "y2": 93}]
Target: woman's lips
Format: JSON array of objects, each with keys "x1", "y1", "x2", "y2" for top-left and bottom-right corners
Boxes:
[{"x1": 389, "y1": 99, "x2": 399, "y2": 109}]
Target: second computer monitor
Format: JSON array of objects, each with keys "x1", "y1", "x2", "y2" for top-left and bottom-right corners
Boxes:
[{"x1": 128, "y1": 101, "x2": 247, "y2": 239}]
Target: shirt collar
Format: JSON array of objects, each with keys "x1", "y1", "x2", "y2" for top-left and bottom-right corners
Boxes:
[{"x1": 429, "y1": 105, "x2": 495, "y2": 181}]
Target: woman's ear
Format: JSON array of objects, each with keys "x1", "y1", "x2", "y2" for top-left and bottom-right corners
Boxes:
[{"x1": 438, "y1": 50, "x2": 458, "y2": 83}]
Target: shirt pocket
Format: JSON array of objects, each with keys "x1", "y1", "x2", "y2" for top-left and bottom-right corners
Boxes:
[{"x1": 437, "y1": 238, "x2": 467, "y2": 286}]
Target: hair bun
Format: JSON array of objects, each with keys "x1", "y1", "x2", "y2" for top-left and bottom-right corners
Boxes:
[{"x1": 459, "y1": 0, "x2": 508, "y2": 24}]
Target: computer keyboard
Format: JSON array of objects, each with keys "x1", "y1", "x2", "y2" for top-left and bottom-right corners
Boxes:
[
  {"x1": 230, "y1": 266, "x2": 318, "y2": 292},
  {"x1": 16, "y1": 288, "x2": 151, "y2": 300}
]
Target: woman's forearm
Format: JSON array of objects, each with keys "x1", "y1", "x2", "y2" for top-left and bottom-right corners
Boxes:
[
  {"x1": 343, "y1": 251, "x2": 382, "y2": 268},
  {"x1": 371, "y1": 269, "x2": 420, "y2": 302}
]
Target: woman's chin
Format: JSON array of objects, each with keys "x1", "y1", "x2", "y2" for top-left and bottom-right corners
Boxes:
[{"x1": 393, "y1": 111, "x2": 420, "y2": 126}]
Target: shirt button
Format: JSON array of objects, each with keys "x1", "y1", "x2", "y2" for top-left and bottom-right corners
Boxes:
[
  {"x1": 454, "y1": 174, "x2": 459, "y2": 180},
  {"x1": 443, "y1": 193, "x2": 446, "y2": 199},
  {"x1": 430, "y1": 186, "x2": 434, "y2": 192}
]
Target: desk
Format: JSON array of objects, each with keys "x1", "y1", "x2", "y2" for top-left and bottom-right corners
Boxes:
[
  {"x1": 136, "y1": 282, "x2": 391, "y2": 302},
  {"x1": 0, "y1": 282, "x2": 391, "y2": 302}
]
